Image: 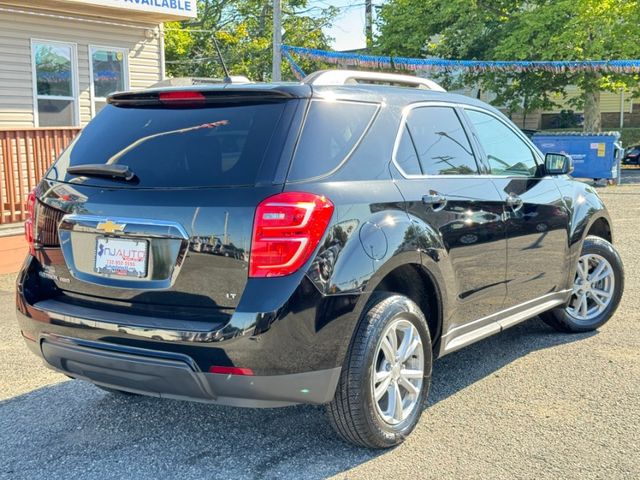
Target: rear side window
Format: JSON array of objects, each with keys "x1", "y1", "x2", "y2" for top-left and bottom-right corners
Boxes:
[
  {"x1": 395, "y1": 125, "x2": 422, "y2": 175},
  {"x1": 287, "y1": 100, "x2": 378, "y2": 181},
  {"x1": 48, "y1": 101, "x2": 290, "y2": 188},
  {"x1": 404, "y1": 106, "x2": 479, "y2": 175}
]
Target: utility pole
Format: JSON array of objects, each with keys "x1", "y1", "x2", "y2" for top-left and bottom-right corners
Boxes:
[
  {"x1": 365, "y1": 0, "x2": 373, "y2": 50},
  {"x1": 223, "y1": 211, "x2": 229, "y2": 245},
  {"x1": 272, "y1": 0, "x2": 282, "y2": 81}
]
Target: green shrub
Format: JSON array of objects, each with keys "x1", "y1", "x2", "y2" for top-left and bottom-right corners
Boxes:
[{"x1": 620, "y1": 128, "x2": 640, "y2": 147}]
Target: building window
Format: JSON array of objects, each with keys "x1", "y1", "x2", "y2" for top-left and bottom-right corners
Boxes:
[
  {"x1": 31, "y1": 40, "x2": 78, "y2": 127},
  {"x1": 90, "y1": 46, "x2": 129, "y2": 116}
]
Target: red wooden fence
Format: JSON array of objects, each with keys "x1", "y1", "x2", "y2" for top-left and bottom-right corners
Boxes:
[{"x1": 0, "y1": 127, "x2": 80, "y2": 225}]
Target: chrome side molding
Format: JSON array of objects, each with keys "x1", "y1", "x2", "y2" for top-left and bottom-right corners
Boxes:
[{"x1": 440, "y1": 290, "x2": 572, "y2": 355}]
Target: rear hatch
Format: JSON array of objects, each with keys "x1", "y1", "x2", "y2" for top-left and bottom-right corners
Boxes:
[{"x1": 30, "y1": 87, "x2": 306, "y2": 323}]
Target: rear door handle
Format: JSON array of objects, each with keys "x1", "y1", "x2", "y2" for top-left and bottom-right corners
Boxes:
[
  {"x1": 422, "y1": 193, "x2": 447, "y2": 210},
  {"x1": 505, "y1": 193, "x2": 523, "y2": 210}
]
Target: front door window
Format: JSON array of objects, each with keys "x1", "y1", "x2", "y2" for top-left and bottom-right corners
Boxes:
[{"x1": 466, "y1": 109, "x2": 539, "y2": 177}]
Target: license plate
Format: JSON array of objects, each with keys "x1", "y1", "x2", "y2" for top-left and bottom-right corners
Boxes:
[{"x1": 94, "y1": 237, "x2": 148, "y2": 278}]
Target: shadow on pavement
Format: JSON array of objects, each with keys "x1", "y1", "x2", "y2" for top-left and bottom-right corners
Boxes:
[
  {"x1": 0, "y1": 317, "x2": 592, "y2": 480},
  {"x1": 428, "y1": 317, "x2": 595, "y2": 407}
]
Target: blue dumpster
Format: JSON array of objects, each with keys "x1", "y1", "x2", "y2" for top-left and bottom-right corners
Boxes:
[{"x1": 532, "y1": 132, "x2": 623, "y2": 182}]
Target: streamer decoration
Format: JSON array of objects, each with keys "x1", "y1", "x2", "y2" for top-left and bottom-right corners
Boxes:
[{"x1": 281, "y1": 45, "x2": 640, "y2": 77}]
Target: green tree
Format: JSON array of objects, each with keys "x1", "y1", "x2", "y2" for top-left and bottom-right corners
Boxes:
[
  {"x1": 376, "y1": 0, "x2": 640, "y2": 131},
  {"x1": 165, "y1": 0, "x2": 336, "y2": 81}
]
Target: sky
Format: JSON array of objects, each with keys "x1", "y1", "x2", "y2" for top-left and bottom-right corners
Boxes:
[{"x1": 315, "y1": 0, "x2": 370, "y2": 51}]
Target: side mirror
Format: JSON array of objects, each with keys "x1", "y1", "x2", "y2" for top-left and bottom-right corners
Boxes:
[{"x1": 545, "y1": 152, "x2": 573, "y2": 175}]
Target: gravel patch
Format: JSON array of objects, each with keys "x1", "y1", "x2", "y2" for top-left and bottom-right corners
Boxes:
[{"x1": 0, "y1": 186, "x2": 638, "y2": 480}]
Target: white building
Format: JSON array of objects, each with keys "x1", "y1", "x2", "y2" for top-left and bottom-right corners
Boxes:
[{"x1": 0, "y1": 0, "x2": 196, "y2": 127}]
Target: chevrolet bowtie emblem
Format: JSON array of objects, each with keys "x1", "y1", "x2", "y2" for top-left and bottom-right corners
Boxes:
[{"x1": 96, "y1": 220, "x2": 126, "y2": 234}]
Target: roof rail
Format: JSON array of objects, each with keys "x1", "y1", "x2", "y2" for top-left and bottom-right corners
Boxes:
[{"x1": 303, "y1": 70, "x2": 446, "y2": 92}]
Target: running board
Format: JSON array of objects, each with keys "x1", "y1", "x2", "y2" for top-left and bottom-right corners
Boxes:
[{"x1": 440, "y1": 290, "x2": 571, "y2": 355}]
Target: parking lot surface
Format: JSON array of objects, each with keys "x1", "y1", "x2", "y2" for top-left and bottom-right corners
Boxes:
[
  {"x1": 621, "y1": 167, "x2": 640, "y2": 184},
  {"x1": 1, "y1": 186, "x2": 639, "y2": 480}
]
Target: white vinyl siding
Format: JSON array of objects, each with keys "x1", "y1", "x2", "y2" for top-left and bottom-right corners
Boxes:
[
  {"x1": 545, "y1": 85, "x2": 634, "y2": 114},
  {"x1": 0, "y1": 6, "x2": 162, "y2": 127}
]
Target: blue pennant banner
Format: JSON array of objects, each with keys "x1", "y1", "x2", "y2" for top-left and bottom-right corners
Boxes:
[
  {"x1": 282, "y1": 48, "x2": 306, "y2": 80},
  {"x1": 282, "y1": 45, "x2": 640, "y2": 76}
]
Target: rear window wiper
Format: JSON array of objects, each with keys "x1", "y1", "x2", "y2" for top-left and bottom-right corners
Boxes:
[{"x1": 66, "y1": 164, "x2": 135, "y2": 181}]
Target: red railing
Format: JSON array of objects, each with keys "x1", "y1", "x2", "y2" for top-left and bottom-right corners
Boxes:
[{"x1": 0, "y1": 127, "x2": 80, "y2": 225}]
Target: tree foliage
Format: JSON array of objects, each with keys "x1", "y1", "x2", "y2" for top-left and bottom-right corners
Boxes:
[
  {"x1": 376, "y1": 0, "x2": 640, "y2": 130},
  {"x1": 165, "y1": 0, "x2": 336, "y2": 81}
]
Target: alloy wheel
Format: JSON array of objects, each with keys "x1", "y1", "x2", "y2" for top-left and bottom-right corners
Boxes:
[
  {"x1": 371, "y1": 318, "x2": 424, "y2": 425},
  {"x1": 566, "y1": 253, "x2": 615, "y2": 321}
]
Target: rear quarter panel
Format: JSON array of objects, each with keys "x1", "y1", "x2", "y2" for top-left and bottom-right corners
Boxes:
[{"x1": 288, "y1": 100, "x2": 454, "y2": 365}]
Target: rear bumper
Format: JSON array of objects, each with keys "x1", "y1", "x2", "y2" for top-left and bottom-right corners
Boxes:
[
  {"x1": 16, "y1": 254, "x2": 361, "y2": 406},
  {"x1": 24, "y1": 329, "x2": 341, "y2": 407}
]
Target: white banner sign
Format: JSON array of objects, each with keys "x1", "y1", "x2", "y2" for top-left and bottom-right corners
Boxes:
[{"x1": 66, "y1": 0, "x2": 197, "y2": 18}]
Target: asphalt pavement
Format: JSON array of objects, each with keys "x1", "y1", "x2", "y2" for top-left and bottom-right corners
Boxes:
[
  {"x1": 0, "y1": 186, "x2": 639, "y2": 480},
  {"x1": 620, "y1": 167, "x2": 640, "y2": 185}
]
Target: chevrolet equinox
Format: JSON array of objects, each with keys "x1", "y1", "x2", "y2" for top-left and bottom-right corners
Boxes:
[{"x1": 16, "y1": 70, "x2": 624, "y2": 448}]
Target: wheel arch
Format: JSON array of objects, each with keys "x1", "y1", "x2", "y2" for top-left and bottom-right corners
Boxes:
[
  {"x1": 347, "y1": 253, "x2": 447, "y2": 360},
  {"x1": 585, "y1": 216, "x2": 612, "y2": 243},
  {"x1": 370, "y1": 263, "x2": 444, "y2": 354},
  {"x1": 318, "y1": 206, "x2": 451, "y2": 368},
  {"x1": 563, "y1": 211, "x2": 614, "y2": 291}
]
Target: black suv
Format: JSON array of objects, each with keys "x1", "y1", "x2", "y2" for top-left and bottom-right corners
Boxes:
[{"x1": 16, "y1": 70, "x2": 624, "y2": 448}]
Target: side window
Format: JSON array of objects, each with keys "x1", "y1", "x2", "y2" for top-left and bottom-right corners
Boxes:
[
  {"x1": 466, "y1": 109, "x2": 538, "y2": 177},
  {"x1": 288, "y1": 100, "x2": 378, "y2": 181},
  {"x1": 404, "y1": 106, "x2": 479, "y2": 175},
  {"x1": 395, "y1": 125, "x2": 422, "y2": 175}
]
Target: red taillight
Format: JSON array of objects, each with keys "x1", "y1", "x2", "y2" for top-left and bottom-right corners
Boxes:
[
  {"x1": 24, "y1": 188, "x2": 37, "y2": 255},
  {"x1": 249, "y1": 192, "x2": 334, "y2": 278},
  {"x1": 209, "y1": 366, "x2": 254, "y2": 376},
  {"x1": 159, "y1": 91, "x2": 205, "y2": 105}
]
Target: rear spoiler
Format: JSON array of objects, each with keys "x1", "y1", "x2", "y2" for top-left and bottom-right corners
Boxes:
[{"x1": 108, "y1": 86, "x2": 310, "y2": 107}]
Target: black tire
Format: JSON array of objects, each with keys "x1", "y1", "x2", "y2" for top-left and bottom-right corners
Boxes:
[
  {"x1": 540, "y1": 236, "x2": 624, "y2": 333},
  {"x1": 95, "y1": 384, "x2": 140, "y2": 396},
  {"x1": 326, "y1": 294, "x2": 432, "y2": 449}
]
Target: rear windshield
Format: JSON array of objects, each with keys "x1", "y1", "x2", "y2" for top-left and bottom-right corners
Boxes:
[{"x1": 48, "y1": 101, "x2": 290, "y2": 188}]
